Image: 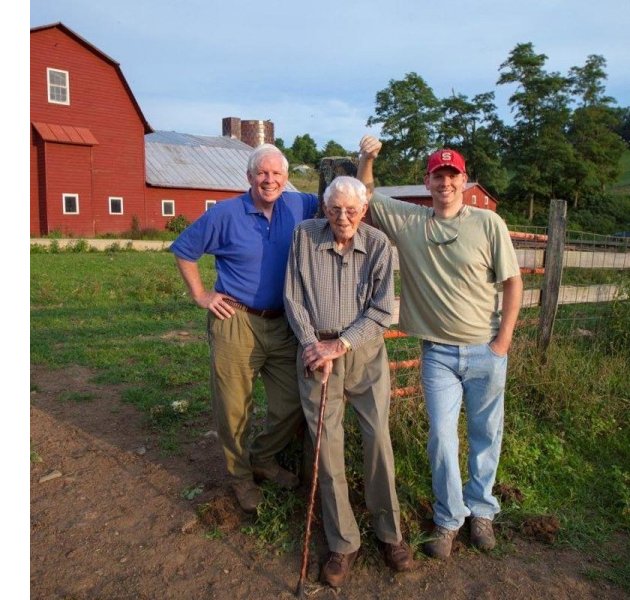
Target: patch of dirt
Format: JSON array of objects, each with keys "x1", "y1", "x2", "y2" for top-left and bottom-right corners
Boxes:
[{"x1": 30, "y1": 365, "x2": 626, "y2": 599}]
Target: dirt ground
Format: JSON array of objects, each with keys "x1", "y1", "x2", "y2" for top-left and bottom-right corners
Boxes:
[{"x1": 30, "y1": 364, "x2": 626, "y2": 600}]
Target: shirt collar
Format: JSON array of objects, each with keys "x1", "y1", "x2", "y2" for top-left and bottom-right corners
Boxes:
[
  {"x1": 242, "y1": 190, "x2": 284, "y2": 215},
  {"x1": 317, "y1": 221, "x2": 368, "y2": 254}
]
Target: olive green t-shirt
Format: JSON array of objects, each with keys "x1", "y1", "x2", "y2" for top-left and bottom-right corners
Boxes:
[{"x1": 370, "y1": 192, "x2": 521, "y2": 345}]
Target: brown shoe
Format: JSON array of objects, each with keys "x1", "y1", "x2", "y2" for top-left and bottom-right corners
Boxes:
[
  {"x1": 252, "y1": 461, "x2": 299, "y2": 489},
  {"x1": 423, "y1": 525, "x2": 459, "y2": 559},
  {"x1": 381, "y1": 540, "x2": 413, "y2": 572},
  {"x1": 320, "y1": 549, "x2": 359, "y2": 588},
  {"x1": 470, "y1": 517, "x2": 496, "y2": 551},
  {"x1": 230, "y1": 478, "x2": 263, "y2": 513}
]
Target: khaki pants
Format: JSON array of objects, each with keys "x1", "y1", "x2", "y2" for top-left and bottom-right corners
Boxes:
[
  {"x1": 208, "y1": 309, "x2": 303, "y2": 479},
  {"x1": 298, "y1": 336, "x2": 402, "y2": 553}
]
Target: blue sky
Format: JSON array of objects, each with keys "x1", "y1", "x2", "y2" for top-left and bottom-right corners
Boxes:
[{"x1": 29, "y1": 0, "x2": 630, "y2": 152}]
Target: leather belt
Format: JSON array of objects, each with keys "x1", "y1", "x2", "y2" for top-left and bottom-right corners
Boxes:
[
  {"x1": 224, "y1": 298, "x2": 284, "y2": 319},
  {"x1": 317, "y1": 332, "x2": 340, "y2": 340}
]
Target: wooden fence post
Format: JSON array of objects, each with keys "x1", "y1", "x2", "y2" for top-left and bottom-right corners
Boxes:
[
  {"x1": 538, "y1": 198, "x2": 567, "y2": 354},
  {"x1": 317, "y1": 157, "x2": 357, "y2": 216}
]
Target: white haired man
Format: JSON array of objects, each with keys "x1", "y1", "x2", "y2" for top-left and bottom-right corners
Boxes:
[
  {"x1": 284, "y1": 176, "x2": 412, "y2": 588},
  {"x1": 171, "y1": 144, "x2": 318, "y2": 513}
]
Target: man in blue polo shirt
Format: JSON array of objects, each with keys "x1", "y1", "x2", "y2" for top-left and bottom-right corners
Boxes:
[{"x1": 171, "y1": 144, "x2": 318, "y2": 512}]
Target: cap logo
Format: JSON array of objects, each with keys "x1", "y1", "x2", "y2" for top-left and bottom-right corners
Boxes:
[{"x1": 441, "y1": 151, "x2": 452, "y2": 161}]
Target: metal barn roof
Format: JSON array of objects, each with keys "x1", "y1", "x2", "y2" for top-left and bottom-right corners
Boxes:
[
  {"x1": 145, "y1": 131, "x2": 253, "y2": 191},
  {"x1": 145, "y1": 131, "x2": 298, "y2": 192}
]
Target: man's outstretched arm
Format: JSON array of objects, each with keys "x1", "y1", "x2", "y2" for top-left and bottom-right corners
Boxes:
[{"x1": 357, "y1": 135, "x2": 382, "y2": 200}]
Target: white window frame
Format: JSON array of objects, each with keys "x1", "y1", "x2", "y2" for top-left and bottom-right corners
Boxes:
[
  {"x1": 162, "y1": 200, "x2": 175, "y2": 217},
  {"x1": 484, "y1": 196, "x2": 489, "y2": 206},
  {"x1": 471, "y1": 194, "x2": 477, "y2": 205},
  {"x1": 109, "y1": 196, "x2": 124, "y2": 215},
  {"x1": 47, "y1": 68, "x2": 70, "y2": 105},
  {"x1": 205, "y1": 200, "x2": 217, "y2": 211},
  {"x1": 62, "y1": 193, "x2": 79, "y2": 215}
]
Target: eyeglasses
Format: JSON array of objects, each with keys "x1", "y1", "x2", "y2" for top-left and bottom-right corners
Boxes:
[
  {"x1": 425, "y1": 210, "x2": 462, "y2": 246},
  {"x1": 328, "y1": 206, "x2": 360, "y2": 219}
]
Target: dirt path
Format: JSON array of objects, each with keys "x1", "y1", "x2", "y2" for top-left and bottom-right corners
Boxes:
[{"x1": 30, "y1": 365, "x2": 625, "y2": 599}]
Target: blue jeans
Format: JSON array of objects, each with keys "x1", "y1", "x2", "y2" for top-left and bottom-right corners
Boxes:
[{"x1": 421, "y1": 340, "x2": 507, "y2": 530}]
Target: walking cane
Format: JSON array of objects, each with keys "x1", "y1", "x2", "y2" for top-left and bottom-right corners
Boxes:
[{"x1": 296, "y1": 365, "x2": 330, "y2": 599}]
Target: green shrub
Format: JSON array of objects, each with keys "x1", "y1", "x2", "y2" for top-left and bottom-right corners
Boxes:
[{"x1": 165, "y1": 215, "x2": 190, "y2": 234}]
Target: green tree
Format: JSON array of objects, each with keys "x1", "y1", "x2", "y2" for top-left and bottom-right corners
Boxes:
[
  {"x1": 498, "y1": 42, "x2": 573, "y2": 221},
  {"x1": 274, "y1": 137, "x2": 296, "y2": 163},
  {"x1": 565, "y1": 105, "x2": 625, "y2": 206},
  {"x1": 367, "y1": 72, "x2": 441, "y2": 184},
  {"x1": 565, "y1": 55, "x2": 626, "y2": 207},
  {"x1": 612, "y1": 106, "x2": 630, "y2": 145},
  {"x1": 568, "y1": 54, "x2": 614, "y2": 107},
  {"x1": 291, "y1": 134, "x2": 319, "y2": 166},
  {"x1": 321, "y1": 140, "x2": 348, "y2": 157},
  {"x1": 438, "y1": 91, "x2": 508, "y2": 197}
]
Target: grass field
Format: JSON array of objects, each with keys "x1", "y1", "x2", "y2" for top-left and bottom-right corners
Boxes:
[{"x1": 30, "y1": 249, "x2": 629, "y2": 588}]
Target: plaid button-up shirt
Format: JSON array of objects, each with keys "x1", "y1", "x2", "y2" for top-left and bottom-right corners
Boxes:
[{"x1": 284, "y1": 218, "x2": 394, "y2": 349}]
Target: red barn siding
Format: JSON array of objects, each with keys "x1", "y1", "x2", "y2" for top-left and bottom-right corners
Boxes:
[
  {"x1": 145, "y1": 187, "x2": 243, "y2": 231},
  {"x1": 30, "y1": 25, "x2": 148, "y2": 236},
  {"x1": 42, "y1": 143, "x2": 94, "y2": 235},
  {"x1": 464, "y1": 187, "x2": 497, "y2": 211}
]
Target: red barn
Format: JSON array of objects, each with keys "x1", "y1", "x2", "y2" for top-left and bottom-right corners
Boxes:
[
  {"x1": 375, "y1": 184, "x2": 498, "y2": 212},
  {"x1": 30, "y1": 23, "x2": 153, "y2": 237}
]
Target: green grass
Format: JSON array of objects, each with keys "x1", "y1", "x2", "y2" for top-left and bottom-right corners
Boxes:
[
  {"x1": 30, "y1": 250, "x2": 629, "y2": 589},
  {"x1": 289, "y1": 171, "x2": 319, "y2": 194},
  {"x1": 59, "y1": 391, "x2": 96, "y2": 403}
]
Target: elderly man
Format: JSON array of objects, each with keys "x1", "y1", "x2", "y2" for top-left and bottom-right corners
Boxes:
[
  {"x1": 170, "y1": 144, "x2": 318, "y2": 513},
  {"x1": 358, "y1": 136, "x2": 523, "y2": 559},
  {"x1": 284, "y1": 176, "x2": 412, "y2": 588}
]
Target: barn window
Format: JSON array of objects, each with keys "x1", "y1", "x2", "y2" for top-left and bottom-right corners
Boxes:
[
  {"x1": 47, "y1": 68, "x2": 70, "y2": 105},
  {"x1": 162, "y1": 200, "x2": 175, "y2": 216},
  {"x1": 205, "y1": 200, "x2": 217, "y2": 211},
  {"x1": 62, "y1": 194, "x2": 79, "y2": 214},
  {"x1": 471, "y1": 194, "x2": 477, "y2": 205},
  {"x1": 484, "y1": 196, "x2": 489, "y2": 206},
  {"x1": 109, "y1": 197, "x2": 124, "y2": 215}
]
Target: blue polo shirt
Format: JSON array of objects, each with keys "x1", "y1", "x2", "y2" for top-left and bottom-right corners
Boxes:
[{"x1": 171, "y1": 190, "x2": 318, "y2": 310}]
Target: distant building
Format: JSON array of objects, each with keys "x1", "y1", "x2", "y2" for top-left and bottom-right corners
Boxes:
[{"x1": 375, "y1": 183, "x2": 498, "y2": 212}]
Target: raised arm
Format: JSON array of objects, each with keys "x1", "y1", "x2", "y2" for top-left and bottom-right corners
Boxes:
[{"x1": 357, "y1": 135, "x2": 382, "y2": 200}]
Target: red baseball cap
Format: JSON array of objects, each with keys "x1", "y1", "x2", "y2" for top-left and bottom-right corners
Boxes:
[{"x1": 426, "y1": 149, "x2": 466, "y2": 174}]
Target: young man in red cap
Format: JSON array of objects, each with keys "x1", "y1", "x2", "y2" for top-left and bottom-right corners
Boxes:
[{"x1": 357, "y1": 135, "x2": 523, "y2": 559}]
